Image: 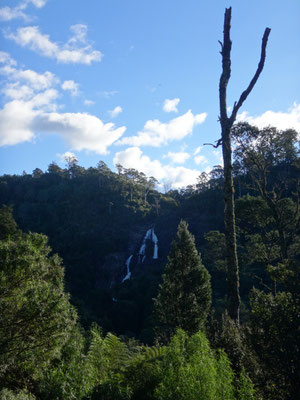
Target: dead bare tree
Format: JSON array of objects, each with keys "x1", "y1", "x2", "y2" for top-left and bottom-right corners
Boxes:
[{"x1": 217, "y1": 7, "x2": 271, "y2": 323}]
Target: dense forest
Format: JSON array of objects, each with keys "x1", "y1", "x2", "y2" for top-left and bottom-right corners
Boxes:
[{"x1": 0, "y1": 123, "x2": 299, "y2": 399}]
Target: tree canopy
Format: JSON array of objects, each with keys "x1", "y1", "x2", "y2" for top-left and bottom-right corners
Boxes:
[{"x1": 154, "y1": 220, "x2": 211, "y2": 343}]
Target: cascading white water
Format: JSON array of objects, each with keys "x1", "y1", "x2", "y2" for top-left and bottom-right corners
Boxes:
[
  {"x1": 122, "y1": 227, "x2": 159, "y2": 283},
  {"x1": 152, "y1": 229, "x2": 158, "y2": 259},
  {"x1": 138, "y1": 228, "x2": 152, "y2": 263},
  {"x1": 122, "y1": 254, "x2": 133, "y2": 282}
]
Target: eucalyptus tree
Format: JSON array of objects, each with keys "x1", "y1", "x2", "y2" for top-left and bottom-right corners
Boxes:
[{"x1": 211, "y1": 7, "x2": 271, "y2": 322}]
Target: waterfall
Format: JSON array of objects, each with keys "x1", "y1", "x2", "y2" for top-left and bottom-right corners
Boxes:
[
  {"x1": 152, "y1": 229, "x2": 158, "y2": 259},
  {"x1": 122, "y1": 226, "x2": 159, "y2": 283},
  {"x1": 122, "y1": 255, "x2": 133, "y2": 282},
  {"x1": 138, "y1": 228, "x2": 152, "y2": 263}
]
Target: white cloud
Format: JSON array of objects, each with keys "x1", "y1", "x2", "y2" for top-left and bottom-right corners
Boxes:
[
  {"x1": 193, "y1": 146, "x2": 202, "y2": 155},
  {"x1": 194, "y1": 155, "x2": 208, "y2": 165},
  {"x1": 0, "y1": 51, "x2": 124, "y2": 153},
  {"x1": 0, "y1": 100, "x2": 37, "y2": 145},
  {"x1": 61, "y1": 80, "x2": 79, "y2": 96},
  {"x1": 68, "y1": 24, "x2": 88, "y2": 44},
  {"x1": 113, "y1": 147, "x2": 201, "y2": 189},
  {"x1": 0, "y1": 73, "x2": 59, "y2": 144},
  {"x1": 212, "y1": 150, "x2": 223, "y2": 165},
  {"x1": 237, "y1": 103, "x2": 300, "y2": 132},
  {"x1": 36, "y1": 112, "x2": 126, "y2": 153},
  {"x1": 6, "y1": 25, "x2": 102, "y2": 64},
  {"x1": 163, "y1": 98, "x2": 180, "y2": 113},
  {"x1": 2, "y1": 70, "x2": 58, "y2": 105},
  {"x1": 28, "y1": 1, "x2": 47, "y2": 9},
  {"x1": 163, "y1": 151, "x2": 190, "y2": 164},
  {"x1": 0, "y1": 89, "x2": 125, "y2": 153},
  {"x1": 0, "y1": 53, "x2": 60, "y2": 107},
  {"x1": 117, "y1": 110, "x2": 207, "y2": 147},
  {"x1": 57, "y1": 151, "x2": 78, "y2": 164},
  {"x1": 3, "y1": 83, "x2": 34, "y2": 101},
  {"x1": 84, "y1": 99, "x2": 95, "y2": 106},
  {"x1": 0, "y1": 51, "x2": 17, "y2": 66},
  {"x1": 0, "y1": 0, "x2": 47, "y2": 21},
  {"x1": 0, "y1": 64, "x2": 57, "y2": 91},
  {"x1": 109, "y1": 106, "x2": 122, "y2": 118},
  {"x1": 29, "y1": 88, "x2": 58, "y2": 110},
  {"x1": 0, "y1": 6, "x2": 27, "y2": 21}
]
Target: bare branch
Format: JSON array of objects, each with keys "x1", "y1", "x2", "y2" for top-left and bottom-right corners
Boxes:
[
  {"x1": 219, "y1": 7, "x2": 232, "y2": 126},
  {"x1": 218, "y1": 40, "x2": 223, "y2": 54},
  {"x1": 230, "y1": 27, "x2": 271, "y2": 123},
  {"x1": 204, "y1": 138, "x2": 223, "y2": 148}
]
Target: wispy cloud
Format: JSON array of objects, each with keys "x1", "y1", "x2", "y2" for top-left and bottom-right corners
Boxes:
[
  {"x1": 0, "y1": 64, "x2": 57, "y2": 91},
  {"x1": 0, "y1": 6, "x2": 27, "y2": 22},
  {"x1": 163, "y1": 151, "x2": 190, "y2": 164},
  {"x1": 61, "y1": 80, "x2": 79, "y2": 96},
  {"x1": 117, "y1": 110, "x2": 207, "y2": 147},
  {"x1": 0, "y1": 0, "x2": 47, "y2": 22},
  {"x1": 109, "y1": 106, "x2": 122, "y2": 118},
  {"x1": 163, "y1": 98, "x2": 180, "y2": 113},
  {"x1": 212, "y1": 150, "x2": 223, "y2": 166},
  {"x1": 237, "y1": 103, "x2": 300, "y2": 132},
  {"x1": 114, "y1": 147, "x2": 201, "y2": 189},
  {"x1": 6, "y1": 24, "x2": 102, "y2": 65},
  {"x1": 84, "y1": 99, "x2": 95, "y2": 106},
  {"x1": 0, "y1": 51, "x2": 17, "y2": 66},
  {"x1": 100, "y1": 90, "x2": 118, "y2": 98},
  {"x1": 194, "y1": 155, "x2": 208, "y2": 165},
  {"x1": 193, "y1": 146, "x2": 202, "y2": 155}
]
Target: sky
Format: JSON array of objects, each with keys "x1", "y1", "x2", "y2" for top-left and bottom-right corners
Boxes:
[{"x1": 0, "y1": 0, "x2": 299, "y2": 189}]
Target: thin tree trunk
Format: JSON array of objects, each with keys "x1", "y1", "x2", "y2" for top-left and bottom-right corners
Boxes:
[
  {"x1": 222, "y1": 126, "x2": 240, "y2": 321},
  {"x1": 218, "y1": 7, "x2": 271, "y2": 323}
]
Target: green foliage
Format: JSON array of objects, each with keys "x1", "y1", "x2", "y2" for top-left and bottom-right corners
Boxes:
[
  {"x1": 0, "y1": 162, "x2": 173, "y2": 334},
  {"x1": 0, "y1": 130, "x2": 299, "y2": 400},
  {"x1": 248, "y1": 289, "x2": 300, "y2": 400},
  {"x1": 154, "y1": 220, "x2": 211, "y2": 343},
  {"x1": 209, "y1": 312, "x2": 262, "y2": 391},
  {"x1": 0, "y1": 389, "x2": 35, "y2": 400},
  {"x1": 0, "y1": 205, "x2": 19, "y2": 240},
  {"x1": 0, "y1": 231, "x2": 77, "y2": 389},
  {"x1": 233, "y1": 124, "x2": 300, "y2": 264},
  {"x1": 87, "y1": 325, "x2": 133, "y2": 399},
  {"x1": 233, "y1": 124, "x2": 299, "y2": 174},
  {"x1": 203, "y1": 231, "x2": 226, "y2": 273},
  {"x1": 235, "y1": 369, "x2": 256, "y2": 400},
  {"x1": 36, "y1": 326, "x2": 95, "y2": 400},
  {"x1": 155, "y1": 329, "x2": 240, "y2": 400},
  {"x1": 203, "y1": 231, "x2": 227, "y2": 315},
  {"x1": 123, "y1": 346, "x2": 164, "y2": 400}
]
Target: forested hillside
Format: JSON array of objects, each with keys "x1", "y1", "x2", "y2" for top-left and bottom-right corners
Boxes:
[{"x1": 0, "y1": 124, "x2": 299, "y2": 399}]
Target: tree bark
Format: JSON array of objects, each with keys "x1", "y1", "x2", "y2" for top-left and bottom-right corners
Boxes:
[
  {"x1": 222, "y1": 126, "x2": 240, "y2": 321},
  {"x1": 218, "y1": 7, "x2": 270, "y2": 323}
]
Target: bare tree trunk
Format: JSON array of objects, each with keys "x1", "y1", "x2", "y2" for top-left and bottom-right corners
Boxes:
[
  {"x1": 218, "y1": 7, "x2": 270, "y2": 323},
  {"x1": 222, "y1": 126, "x2": 240, "y2": 321}
]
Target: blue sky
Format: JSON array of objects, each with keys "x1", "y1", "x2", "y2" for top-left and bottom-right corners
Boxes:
[{"x1": 0, "y1": 0, "x2": 299, "y2": 188}]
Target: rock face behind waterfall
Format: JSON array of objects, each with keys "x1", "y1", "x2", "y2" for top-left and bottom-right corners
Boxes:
[{"x1": 96, "y1": 224, "x2": 163, "y2": 289}]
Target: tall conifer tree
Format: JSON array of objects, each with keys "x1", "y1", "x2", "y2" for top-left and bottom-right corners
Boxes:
[{"x1": 154, "y1": 220, "x2": 211, "y2": 343}]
